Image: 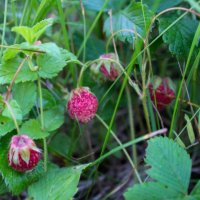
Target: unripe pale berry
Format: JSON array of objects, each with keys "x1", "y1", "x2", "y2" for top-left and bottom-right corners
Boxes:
[
  {"x1": 67, "y1": 87, "x2": 98, "y2": 123},
  {"x1": 99, "y1": 53, "x2": 120, "y2": 81},
  {"x1": 8, "y1": 135, "x2": 41, "y2": 172},
  {"x1": 149, "y1": 76, "x2": 175, "y2": 111}
]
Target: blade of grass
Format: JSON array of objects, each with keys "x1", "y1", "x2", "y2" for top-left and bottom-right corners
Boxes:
[
  {"x1": 77, "y1": 0, "x2": 110, "y2": 57},
  {"x1": 96, "y1": 114, "x2": 142, "y2": 183},
  {"x1": 169, "y1": 23, "x2": 200, "y2": 138}
]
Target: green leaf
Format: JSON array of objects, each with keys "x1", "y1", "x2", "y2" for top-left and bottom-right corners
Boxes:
[
  {"x1": 12, "y1": 18, "x2": 53, "y2": 43},
  {"x1": 13, "y1": 82, "x2": 37, "y2": 116},
  {"x1": 83, "y1": 0, "x2": 126, "y2": 12},
  {"x1": 159, "y1": 14, "x2": 198, "y2": 58},
  {"x1": 185, "y1": 114, "x2": 195, "y2": 144},
  {"x1": 20, "y1": 119, "x2": 49, "y2": 139},
  {"x1": 2, "y1": 100, "x2": 22, "y2": 121},
  {"x1": 124, "y1": 182, "x2": 182, "y2": 200},
  {"x1": 145, "y1": 137, "x2": 192, "y2": 194},
  {"x1": 37, "y1": 43, "x2": 76, "y2": 79},
  {"x1": 0, "y1": 176, "x2": 8, "y2": 195},
  {"x1": 38, "y1": 106, "x2": 64, "y2": 132},
  {"x1": 0, "y1": 57, "x2": 38, "y2": 85},
  {"x1": 103, "y1": 2, "x2": 154, "y2": 43},
  {"x1": 191, "y1": 181, "x2": 200, "y2": 197},
  {"x1": 12, "y1": 26, "x2": 33, "y2": 43},
  {"x1": 3, "y1": 42, "x2": 43, "y2": 61},
  {"x1": 145, "y1": 0, "x2": 182, "y2": 12},
  {"x1": 32, "y1": 18, "x2": 54, "y2": 41},
  {"x1": 0, "y1": 116, "x2": 15, "y2": 137},
  {"x1": 28, "y1": 165, "x2": 87, "y2": 200},
  {"x1": 48, "y1": 133, "x2": 70, "y2": 158},
  {"x1": 40, "y1": 89, "x2": 57, "y2": 110},
  {"x1": 0, "y1": 134, "x2": 44, "y2": 194}
]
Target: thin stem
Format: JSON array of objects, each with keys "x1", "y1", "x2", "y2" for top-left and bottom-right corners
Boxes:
[
  {"x1": 125, "y1": 86, "x2": 138, "y2": 169},
  {"x1": 6, "y1": 57, "x2": 28, "y2": 101},
  {"x1": 169, "y1": 23, "x2": 200, "y2": 138},
  {"x1": 89, "y1": 128, "x2": 168, "y2": 168},
  {"x1": 96, "y1": 114, "x2": 142, "y2": 183},
  {"x1": 80, "y1": 0, "x2": 86, "y2": 62},
  {"x1": 4, "y1": 101, "x2": 20, "y2": 135},
  {"x1": 38, "y1": 78, "x2": 47, "y2": 172},
  {"x1": 77, "y1": 0, "x2": 109, "y2": 57},
  {"x1": 0, "y1": 0, "x2": 8, "y2": 60}
]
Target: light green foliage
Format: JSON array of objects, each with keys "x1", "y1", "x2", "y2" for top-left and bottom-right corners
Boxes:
[
  {"x1": 12, "y1": 18, "x2": 53, "y2": 44},
  {"x1": 0, "y1": 134, "x2": 44, "y2": 194},
  {"x1": 185, "y1": 114, "x2": 195, "y2": 144},
  {"x1": 159, "y1": 14, "x2": 199, "y2": 58},
  {"x1": 3, "y1": 100, "x2": 22, "y2": 122},
  {"x1": 13, "y1": 82, "x2": 37, "y2": 116},
  {"x1": 103, "y1": 2, "x2": 154, "y2": 43},
  {"x1": 124, "y1": 137, "x2": 195, "y2": 199},
  {"x1": 83, "y1": 0, "x2": 126, "y2": 12},
  {"x1": 0, "y1": 116, "x2": 15, "y2": 137},
  {"x1": 0, "y1": 58, "x2": 38, "y2": 84},
  {"x1": 37, "y1": 43, "x2": 76, "y2": 79},
  {"x1": 0, "y1": 43, "x2": 77, "y2": 84},
  {"x1": 20, "y1": 119, "x2": 49, "y2": 139},
  {"x1": 28, "y1": 165, "x2": 88, "y2": 200},
  {"x1": 145, "y1": 0, "x2": 182, "y2": 12},
  {"x1": 38, "y1": 106, "x2": 65, "y2": 132}
]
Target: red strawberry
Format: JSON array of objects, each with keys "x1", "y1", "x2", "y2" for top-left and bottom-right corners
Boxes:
[
  {"x1": 149, "y1": 77, "x2": 175, "y2": 111},
  {"x1": 67, "y1": 87, "x2": 98, "y2": 123},
  {"x1": 99, "y1": 53, "x2": 120, "y2": 81},
  {"x1": 8, "y1": 135, "x2": 41, "y2": 172}
]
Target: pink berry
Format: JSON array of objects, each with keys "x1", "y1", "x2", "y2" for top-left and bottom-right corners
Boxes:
[
  {"x1": 99, "y1": 53, "x2": 120, "y2": 81},
  {"x1": 67, "y1": 87, "x2": 98, "y2": 123},
  {"x1": 149, "y1": 77, "x2": 175, "y2": 111},
  {"x1": 8, "y1": 135, "x2": 41, "y2": 172}
]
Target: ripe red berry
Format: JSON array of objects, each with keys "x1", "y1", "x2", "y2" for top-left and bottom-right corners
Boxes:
[
  {"x1": 8, "y1": 135, "x2": 41, "y2": 172},
  {"x1": 67, "y1": 87, "x2": 98, "y2": 123},
  {"x1": 99, "y1": 53, "x2": 120, "y2": 81},
  {"x1": 149, "y1": 77, "x2": 175, "y2": 111}
]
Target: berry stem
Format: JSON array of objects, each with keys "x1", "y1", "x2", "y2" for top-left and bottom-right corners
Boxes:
[
  {"x1": 38, "y1": 77, "x2": 47, "y2": 172},
  {"x1": 4, "y1": 101, "x2": 20, "y2": 135}
]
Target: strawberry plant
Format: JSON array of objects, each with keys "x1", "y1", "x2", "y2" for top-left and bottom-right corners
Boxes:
[{"x1": 0, "y1": 0, "x2": 199, "y2": 199}]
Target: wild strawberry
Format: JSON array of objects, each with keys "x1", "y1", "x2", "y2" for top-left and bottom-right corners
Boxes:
[
  {"x1": 148, "y1": 76, "x2": 175, "y2": 111},
  {"x1": 99, "y1": 53, "x2": 120, "y2": 81},
  {"x1": 8, "y1": 135, "x2": 41, "y2": 172},
  {"x1": 67, "y1": 87, "x2": 98, "y2": 123}
]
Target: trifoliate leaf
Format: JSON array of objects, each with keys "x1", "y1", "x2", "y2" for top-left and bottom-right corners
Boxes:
[
  {"x1": 159, "y1": 13, "x2": 199, "y2": 58},
  {"x1": 20, "y1": 119, "x2": 49, "y2": 139},
  {"x1": 0, "y1": 134, "x2": 44, "y2": 194},
  {"x1": 103, "y1": 2, "x2": 154, "y2": 43},
  {"x1": 13, "y1": 82, "x2": 37, "y2": 116},
  {"x1": 28, "y1": 165, "x2": 88, "y2": 200},
  {"x1": 145, "y1": 137, "x2": 192, "y2": 194}
]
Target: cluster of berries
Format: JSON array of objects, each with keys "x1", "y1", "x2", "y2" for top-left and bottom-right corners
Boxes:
[
  {"x1": 8, "y1": 53, "x2": 118, "y2": 172},
  {"x1": 8, "y1": 54, "x2": 175, "y2": 172}
]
